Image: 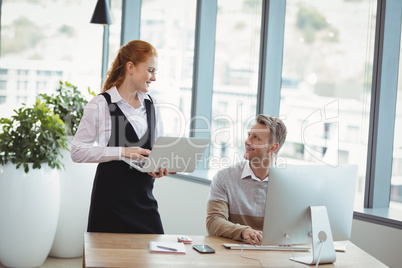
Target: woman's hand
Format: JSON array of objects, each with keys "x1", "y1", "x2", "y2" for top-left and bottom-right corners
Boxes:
[
  {"x1": 148, "y1": 168, "x2": 177, "y2": 179},
  {"x1": 148, "y1": 168, "x2": 168, "y2": 178},
  {"x1": 122, "y1": 147, "x2": 150, "y2": 160}
]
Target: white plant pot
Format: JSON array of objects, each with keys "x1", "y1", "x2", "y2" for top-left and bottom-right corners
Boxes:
[
  {"x1": 49, "y1": 147, "x2": 96, "y2": 258},
  {"x1": 0, "y1": 163, "x2": 60, "y2": 268}
]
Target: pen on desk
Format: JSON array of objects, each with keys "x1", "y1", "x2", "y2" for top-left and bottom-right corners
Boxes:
[{"x1": 157, "y1": 245, "x2": 178, "y2": 251}]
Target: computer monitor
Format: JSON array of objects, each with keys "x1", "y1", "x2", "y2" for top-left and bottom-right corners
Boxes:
[{"x1": 262, "y1": 164, "x2": 358, "y2": 265}]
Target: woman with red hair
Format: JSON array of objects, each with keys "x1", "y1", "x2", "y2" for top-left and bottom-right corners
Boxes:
[{"x1": 71, "y1": 40, "x2": 168, "y2": 234}]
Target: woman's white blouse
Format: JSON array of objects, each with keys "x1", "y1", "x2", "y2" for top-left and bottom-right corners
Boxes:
[{"x1": 71, "y1": 87, "x2": 164, "y2": 163}]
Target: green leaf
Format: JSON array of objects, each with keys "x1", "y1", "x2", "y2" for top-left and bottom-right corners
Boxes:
[
  {"x1": 38, "y1": 80, "x2": 91, "y2": 135},
  {"x1": 0, "y1": 98, "x2": 68, "y2": 173}
]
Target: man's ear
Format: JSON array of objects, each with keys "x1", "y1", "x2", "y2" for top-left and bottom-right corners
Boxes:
[{"x1": 270, "y1": 143, "x2": 279, "y2": 153}]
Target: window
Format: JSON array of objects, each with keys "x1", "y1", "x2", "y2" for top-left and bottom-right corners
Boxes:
[
  {"x1": 0, "y1": 69, "x2": 8, "y2": 76},
  {"x1": 108, "y1": 0, "x2": 122, "y2": 68},
  {"x1": 210, "y1": 0, "x2": 262, "y2": 172},
  {"x1": 36, "y1": 81, "x2": 47, "y2": 92},
  {"x1": 17, "y1": 69, "x2": 28, "y2": 76},
  {"x1": 0, "y1": 0, "x2": 400, "y2": 225},
  {"x1": 140, "y1": 0, "x2": 197, "y2": 137},
  {"x1": 16, "y1": 96, "x2": 27, "y2": 104},
  {"x1": 37, "y1": 70, "x2": 52, "y2": 76},
  {"x1": 280, "y1": 0, "x2": 377, "y2": 208},
  {"x1": 0, "y1": 0, "x2": 104, "y2": 117},
  {"x1": 0, "y1": 80, "x2": 7, "y2": 90},
  {"x1": 391, "y1": 28, "x2": 402, "y2": 210},
  {"x1": 17, "y1": 80, "x2": 28, "y2": 91}
]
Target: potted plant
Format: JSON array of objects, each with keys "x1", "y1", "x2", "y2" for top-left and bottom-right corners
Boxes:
[
  {"x1": 0, "y1": 99, "x2": 67, "y2": 268},
  {"x1": 39, "y1": 81, "x2": 95, "y2": 136},
  {"x1": 39, "y1": 81, "x2": 97, "y2": 258}
]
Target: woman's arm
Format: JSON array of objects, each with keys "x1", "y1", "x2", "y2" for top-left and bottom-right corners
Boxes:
[{"x1": 71, "y1": 96, "x2": 120, "y2": 163}]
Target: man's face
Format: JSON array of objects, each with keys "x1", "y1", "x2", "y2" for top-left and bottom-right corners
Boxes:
[{"x1": 244, "y1": 123, "x2": 274, "y2": 164}]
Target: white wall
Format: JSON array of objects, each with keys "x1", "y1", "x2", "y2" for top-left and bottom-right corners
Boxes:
[
  {"x1": 351, "y1": 220, "x2": 402, "y2": 268},
  {"x1": 153, "y1": 175, "x2": 210, "y2": 236}
]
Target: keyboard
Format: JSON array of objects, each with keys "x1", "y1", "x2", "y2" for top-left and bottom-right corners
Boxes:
[{"x1": 222, "y1": 243, "x2": 310, "y2": 252}]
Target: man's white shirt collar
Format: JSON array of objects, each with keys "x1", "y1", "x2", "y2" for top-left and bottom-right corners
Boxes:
[
  {"x1": 107, "y1": 87, "x2": 150, "y2": 104},
  {"x1": 241, "y1": 161, "x2": 269, "y2": 182}
]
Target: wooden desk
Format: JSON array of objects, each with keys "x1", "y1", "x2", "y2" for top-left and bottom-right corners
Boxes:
[{"x1": 83, "y1": 232, "x2": 387, "y2": 267}]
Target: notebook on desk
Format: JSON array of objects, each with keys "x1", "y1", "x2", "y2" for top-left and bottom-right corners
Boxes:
[
  {"x1": 122, "y1": 136, "x2": 210, "y2": 173},
  {"x1": 149, "y1": 241, "x2": 186, "y2": 254}
]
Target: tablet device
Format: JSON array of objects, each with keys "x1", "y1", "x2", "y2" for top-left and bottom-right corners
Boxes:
[{"x1": 122, "y1": 136, "x2": 210, "y2": 173}]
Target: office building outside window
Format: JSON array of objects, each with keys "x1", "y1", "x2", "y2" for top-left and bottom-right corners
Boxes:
[
  {"x1": 279, "y1": 0, "x2": 377, "y2": 208},
  {"x1": 140, "y1": 0, "x2": 197, "y2": 138},
  {"x1": 0, "y1": 0, "x2": 108, "y2": 118},
  {"x1": 108, "y1": 0, "x2": 122, "y2": 70},
  {"x1": 210, "y1": 0, "x2": 262, "y2": 173}
]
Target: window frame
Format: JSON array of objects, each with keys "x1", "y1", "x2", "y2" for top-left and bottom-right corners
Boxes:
[
  {"x1": 7, "y1": 0, "x2": 391, "y2": 227},
  {"x1": 257, "y1": 0, "x2": 285, "y2": 117},
  {"x1": 365, "y1": 0, "x2": 402, "y2": 209},
  {"x1": 355, "y1": 0, "x2": 402, "y2": 229},
  {"x1": 117, "y1": 0, "x2": 402, "y2": 228}
]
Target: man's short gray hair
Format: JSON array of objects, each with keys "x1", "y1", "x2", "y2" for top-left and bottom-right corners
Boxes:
[{"x1": 256, "y1": 114, "x2": 287, "y2": 154}]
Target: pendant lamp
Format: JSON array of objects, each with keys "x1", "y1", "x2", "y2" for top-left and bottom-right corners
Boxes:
[{"x1": 90, "y1": 0, "x2": 113, "y2": 25}]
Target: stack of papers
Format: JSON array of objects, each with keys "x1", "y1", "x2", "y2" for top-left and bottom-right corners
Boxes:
[{"x1": 149, "y1": 241, "x2": 186, "y2": 254}]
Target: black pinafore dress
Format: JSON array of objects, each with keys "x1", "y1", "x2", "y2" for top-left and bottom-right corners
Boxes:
[{"x1": 87, "y1": 92, "x2": 164, "y2": 234}]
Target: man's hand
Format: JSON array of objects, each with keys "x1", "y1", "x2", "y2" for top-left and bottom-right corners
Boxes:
[{"x1": 242, "y1": 228, "x2": 263, "y2": 245}]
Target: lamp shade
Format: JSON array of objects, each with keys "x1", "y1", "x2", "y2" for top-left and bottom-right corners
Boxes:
[{"x1": 90, "y1": 0, "x2": 112, "y2": 25}]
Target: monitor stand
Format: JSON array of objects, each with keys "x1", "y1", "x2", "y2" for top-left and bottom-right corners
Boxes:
[{"x1": 290, "y1": 206, "x2": 336, "y2": 265}]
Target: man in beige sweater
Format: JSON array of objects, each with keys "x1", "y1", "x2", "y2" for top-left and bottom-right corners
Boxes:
[{"x1": 206, "y1": 114, "x2": 287, "y2": 245}]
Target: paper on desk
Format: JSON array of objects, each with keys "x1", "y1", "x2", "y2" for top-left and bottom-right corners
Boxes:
[
  {"x1": 334, "y1": 241, "x2": 349, "y2": 252},
  {"x1": 149, "y1": 241, "x2": 186, "y2": 254}
]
